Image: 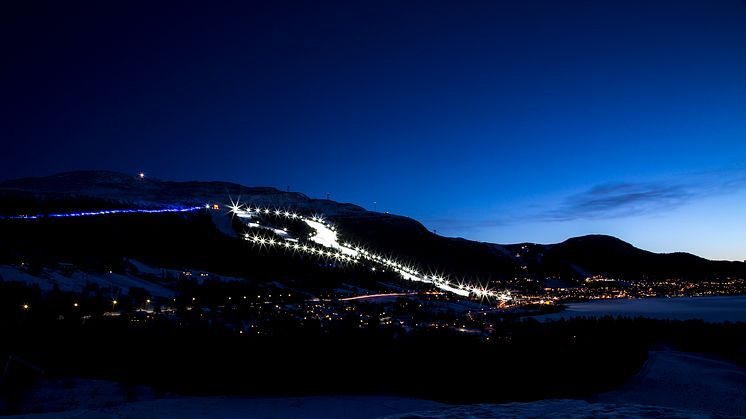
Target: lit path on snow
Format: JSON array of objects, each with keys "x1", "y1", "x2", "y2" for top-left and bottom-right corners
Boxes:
[{"x1": 227, "y1": 199, "x2": 511, "y2": 303}]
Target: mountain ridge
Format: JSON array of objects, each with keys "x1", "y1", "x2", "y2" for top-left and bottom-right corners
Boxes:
[{"x1": 1, "y1": 170, "x2": 743, "y2": 282}]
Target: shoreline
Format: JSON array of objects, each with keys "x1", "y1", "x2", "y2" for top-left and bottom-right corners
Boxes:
[{"x1": 536, "y1": 294, "x2": 746, "y2": 323}]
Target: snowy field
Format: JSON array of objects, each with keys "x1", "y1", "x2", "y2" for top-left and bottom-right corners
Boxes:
[
  {"x1": 594, "y1": 349, "x2": 746, "y2": 416},
  {"x1": 7, "y1": 349, "x2": 745, "y2": 418},
  {"x1": 0, "y1": 260, "x2": 246, "y2": 298},
  {"x1": 388, "y1": 349, "x2": 746, "y2": 418},
  {"x1": 537, "y1": 295, "x2": 746, "y2": 323},
  {"x1": 382, "y1": 399, "x2": 713, "y2": 418},
  {"x1": 5, "y1": 394, "x2": 444, "y2": 419},
  {"x1": 0, "y1": 265, "x2": 174, "y2": 297}
]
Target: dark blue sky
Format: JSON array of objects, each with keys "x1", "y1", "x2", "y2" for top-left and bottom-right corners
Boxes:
[{"x1": 3, "y1": 1, "x2": 746, "y2": 259}]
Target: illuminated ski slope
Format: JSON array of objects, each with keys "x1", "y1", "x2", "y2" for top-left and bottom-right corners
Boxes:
[
  {"x1": 1, "y1": 201, "x2": 511, "y2": 303},
  {"x1": 228, "y1": 200, "x2": 511, "y2": 303}
]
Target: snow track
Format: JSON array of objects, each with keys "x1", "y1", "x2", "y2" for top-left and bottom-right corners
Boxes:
[{"x1": 228, "y1": 199, "x2": 511, "y2": 302}]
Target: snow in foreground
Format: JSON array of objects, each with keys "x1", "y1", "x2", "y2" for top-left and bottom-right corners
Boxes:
[
  {"x1": 594, "y1": 349, "x2": 746, "y2": 416},
  {"x1": 5, "y1": 396, "x2": 717, "y2": 419},
  {"x1": 382, "y1": 399, "x2": 712, "y2": 418},
  {"x1": 7, "y1": 349, "x2": 745, "y2": 418},
  {"x1": 6, "y1": 395, "x2": 444, "y2": 419}
]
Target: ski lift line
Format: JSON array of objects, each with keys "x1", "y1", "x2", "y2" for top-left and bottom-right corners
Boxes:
[{"x1": 228, "y1": 199, "x2": 511, "y2": 302}]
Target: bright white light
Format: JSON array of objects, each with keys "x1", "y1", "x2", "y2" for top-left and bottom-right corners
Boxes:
[
  {"x1": 303, "y1": 218, "x2": 359, "y2": 257},
  {"x1": 437, "y1": 281, "x2": 471, "y2": 297},
  {"x1": 228, "y1": 199, "x2": 508, "y2": 302}
]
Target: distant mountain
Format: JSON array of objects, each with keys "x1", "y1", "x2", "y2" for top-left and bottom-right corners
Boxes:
[
  {"x1": 525, "y1": 235, "x2": 746, "y2": 281},
  {"x1": 1, "y1": 171, "x2": 744, "y2": 283}
]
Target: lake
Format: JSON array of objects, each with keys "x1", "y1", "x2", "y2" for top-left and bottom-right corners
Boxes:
[{"x1": 536, "y1": 295, "x2": 746, "y2": 323}]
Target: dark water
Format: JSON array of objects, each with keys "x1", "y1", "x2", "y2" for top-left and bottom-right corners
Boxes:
[{"x1": 537, "y1": 295, "x2": 746, "y2": 322}]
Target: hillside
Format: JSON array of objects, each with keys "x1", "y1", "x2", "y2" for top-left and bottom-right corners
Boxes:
[
  {"x1": 505, "y1": 235, "x2": 746, "y2": 281},
  {"x1": 1, "y1": 171, "x2": 744, "y2": 284}
]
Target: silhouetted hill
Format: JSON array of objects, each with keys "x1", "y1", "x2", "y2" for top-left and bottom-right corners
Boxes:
[
  {"x1": 536, "y1": 235, "x2": 746, "y2": 281},
  {"x1": 0, "y1": 170, "x2": 363, "y2": 215}
]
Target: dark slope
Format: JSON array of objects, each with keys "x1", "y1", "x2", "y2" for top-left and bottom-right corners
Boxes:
[
  {"x1": 333, "y1": 212, "x2": 519, "y2": 280},
  {"x1": 538, "y1": 235, "x2": 746, "y2": 281}
]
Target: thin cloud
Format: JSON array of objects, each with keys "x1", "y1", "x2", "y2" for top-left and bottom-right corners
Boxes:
[
  {"x1": 542, "y1": 182, "x2": 693, "y2": 221},
  {"x1": 426, "y1": 171, "x2": 746, "y2": 232},
  {"x1": 541, "y1": 172, "x2": 746, "y2": 222}
]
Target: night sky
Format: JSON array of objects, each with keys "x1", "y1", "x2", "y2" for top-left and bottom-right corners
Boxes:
[{"x1": 3, "y1": 1, "x2": 746, "y2": 260}]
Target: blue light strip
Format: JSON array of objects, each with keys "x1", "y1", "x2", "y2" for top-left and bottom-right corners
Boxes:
[{"x1": 0, "y1": 206, "x2": 205, "y2": 220}]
